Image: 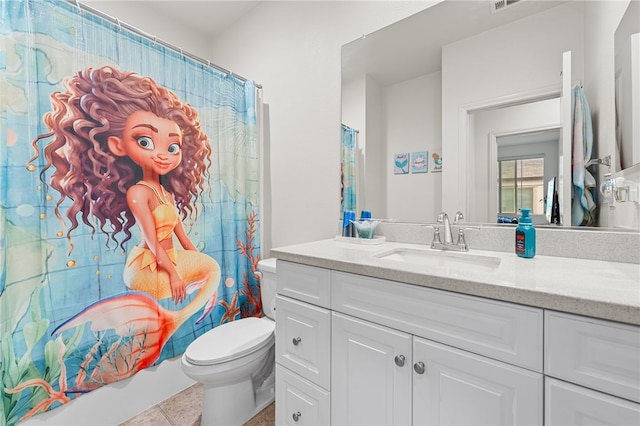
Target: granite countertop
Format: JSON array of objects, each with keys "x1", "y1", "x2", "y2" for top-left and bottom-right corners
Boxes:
[{"x1": 271, "y1": 238, "x2": 640, "y2": 326}]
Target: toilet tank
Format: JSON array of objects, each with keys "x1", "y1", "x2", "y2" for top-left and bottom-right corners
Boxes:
[{"x1": 257, "y1": 258, "x2": 277, "y2": 320}]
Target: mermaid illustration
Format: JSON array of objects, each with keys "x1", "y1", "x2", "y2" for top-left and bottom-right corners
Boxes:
[
  {"x1": 23, "y1": 65, "x2": 222, "y2": 390},
  {"x1": 29, "y1": 65, "x2": 220, "y2": 304}
]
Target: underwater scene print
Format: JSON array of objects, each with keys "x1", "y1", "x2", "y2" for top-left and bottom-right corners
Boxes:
[{"x1": 1, "y1": 1, "x2": 261, "y2": 424}]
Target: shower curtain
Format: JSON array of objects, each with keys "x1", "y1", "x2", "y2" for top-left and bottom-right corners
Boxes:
[
  {"x1": 1, "y1": 1, "x2": 261, "y2": 424},
  {"x1": 341, "y1": 124, "x2": 357, "y2": 214}
]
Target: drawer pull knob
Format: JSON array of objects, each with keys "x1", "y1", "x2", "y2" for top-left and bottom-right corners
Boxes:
[
  {"x1": 414, "y1": 361, "x2": 426, "y2": 374},
  {"x1": 292, "y1": 411, "x2": 302, "y2": 422},
  {"x1": 394, "y1": 355, "x2": 406, "y2": 367},
  {"x1": 292, "y1": 337, "x2": 302, "y2": 346}
]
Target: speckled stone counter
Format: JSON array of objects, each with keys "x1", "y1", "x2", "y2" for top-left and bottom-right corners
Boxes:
[{"x1": 271, "y1": 239, "x2": 640, "y2": 326}]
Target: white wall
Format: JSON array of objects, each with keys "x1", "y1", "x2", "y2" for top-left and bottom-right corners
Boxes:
[{"x1": 383, "y1": 72, "x2": 442, "y2": 222}]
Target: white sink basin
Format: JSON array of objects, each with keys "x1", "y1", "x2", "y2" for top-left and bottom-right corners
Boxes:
[{"x1": 374, "y1": 247, "x2": 501, "y2": 271}]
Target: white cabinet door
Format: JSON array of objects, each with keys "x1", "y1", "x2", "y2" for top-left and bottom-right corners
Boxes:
[
  {"x1": 546, "y1": 377, "x2": 640, "y2": 426},
  {"x1": 331, "y1": 312, "x2": 412, "y2": 425},
  {"x1": 413, "y1": 337, "x2": 543, "y2": 426},
  {"x1": 276, "y1": 364, "x2": 330, "y2": 426}
]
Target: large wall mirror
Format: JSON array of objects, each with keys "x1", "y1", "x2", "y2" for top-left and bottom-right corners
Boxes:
[{"x1": 341, "y1": 0, "x2": 640, "y2": 230}]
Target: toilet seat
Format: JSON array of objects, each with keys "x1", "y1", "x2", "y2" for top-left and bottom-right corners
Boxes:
[{"x1": 184, "y1": 317, "x2": 274, "y2": 366}]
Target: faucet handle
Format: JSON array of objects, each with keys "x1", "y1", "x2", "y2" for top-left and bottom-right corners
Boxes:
[
  {"x1": 431, "y1": 228, "x2": 442, "y2": 248},
  {"x1": 453, "y1": 211, "x2": 464, "y2": 224},
  {"x1": 455, "y1": 226, "x2": 479, "y2": 250},
  {"x1": 455, "y1": 228, "x2": 468, "y2": 249}
]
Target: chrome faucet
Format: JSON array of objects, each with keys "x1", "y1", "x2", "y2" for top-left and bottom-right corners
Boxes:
[{"x1": 431, "y1": 211, "x2": 469, "y2": 251}]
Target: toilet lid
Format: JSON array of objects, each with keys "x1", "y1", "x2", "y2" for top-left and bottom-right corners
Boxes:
[{"x1": 184, "y1": 317, "x2": 274, "y2": 366}]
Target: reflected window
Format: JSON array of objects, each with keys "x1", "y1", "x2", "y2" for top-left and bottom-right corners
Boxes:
[{"x1": 497, "y1": 157, "x2": 544, "y2": 215}]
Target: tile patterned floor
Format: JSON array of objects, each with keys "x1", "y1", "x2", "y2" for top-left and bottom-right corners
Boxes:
[{"x1": 118, "y1": 383, "x2": 275, "y2": 426}]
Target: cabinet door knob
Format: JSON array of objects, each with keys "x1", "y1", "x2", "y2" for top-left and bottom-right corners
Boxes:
[
  {"x1": 292, "y1": 411, "x2": 302, "y2": 422},
  {"x1": 292, "y1": 337, "x2": 302, "y2": 346},
  {"x1": 394, "y1": 354, "x2": 406, "y2": 367},
  {"x1": 414, "y1": 361, "x2": 426, "y2": 374}
]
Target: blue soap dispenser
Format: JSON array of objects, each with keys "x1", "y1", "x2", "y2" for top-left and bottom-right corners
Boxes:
[{"x1": 515, "y1": 208, "x2": 536, "y2": 258}]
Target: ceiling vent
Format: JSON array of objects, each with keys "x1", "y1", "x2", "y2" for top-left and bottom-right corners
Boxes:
[{"x1": 490, "y1": 0, "x2": 522, "y2": 14}]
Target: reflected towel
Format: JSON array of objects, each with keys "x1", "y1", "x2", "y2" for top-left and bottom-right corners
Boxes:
[{"x1": 571, "y1": 85, "x2": 597, "y2": 226}]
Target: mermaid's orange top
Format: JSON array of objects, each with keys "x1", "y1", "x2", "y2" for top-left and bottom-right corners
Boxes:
[{"x1": 126, "y1": 182, "x2": 179, "y2": 271}]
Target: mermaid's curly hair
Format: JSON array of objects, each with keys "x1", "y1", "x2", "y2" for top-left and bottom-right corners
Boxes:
[{"x1": 29, "y1": 66, "x2": 212, "y2": 253}]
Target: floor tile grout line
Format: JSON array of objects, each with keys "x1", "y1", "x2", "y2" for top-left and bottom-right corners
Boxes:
[{"x1": 157, "y1": 404, "x2": 177, "y2": 426}]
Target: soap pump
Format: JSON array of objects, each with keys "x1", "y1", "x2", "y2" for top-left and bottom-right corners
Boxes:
[{"x1": 515, "y1": 208, "x2": 536, "y2": 258}]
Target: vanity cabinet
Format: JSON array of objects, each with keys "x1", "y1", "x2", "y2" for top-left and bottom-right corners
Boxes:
[{"x1": 275, "y1": 260, "x2": 639, "y2": 425}]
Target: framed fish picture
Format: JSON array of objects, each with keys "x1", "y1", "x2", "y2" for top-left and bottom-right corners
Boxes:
[
  {"x1": 394, "y1": 153, "x2": 409, "y2": 174},
  {"x1": 411, "y1": 151, "x2": 428, "y2": 173}
]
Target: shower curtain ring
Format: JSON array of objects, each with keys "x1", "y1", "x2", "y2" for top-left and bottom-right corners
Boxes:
[
  {"x1": 74, "y1": 0, "x2": 82, "y2": 14},
  {"x1": 152, "y1": 36, "x2": 157, "y2": 46},
  {"x1": 116, "y1": 18, "x2": 122, "y2": 32}
]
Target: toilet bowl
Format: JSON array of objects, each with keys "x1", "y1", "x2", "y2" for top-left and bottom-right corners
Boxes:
[{"x1": 181, "y1": 258, "x2": 277, "y2": 425}]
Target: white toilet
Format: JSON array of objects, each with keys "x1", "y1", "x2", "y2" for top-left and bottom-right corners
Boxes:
[{"x1": 182, "y1": 258, "x2": 277, "y2": 425}]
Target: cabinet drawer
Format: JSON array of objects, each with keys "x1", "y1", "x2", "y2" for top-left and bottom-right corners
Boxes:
[
  {"x1": 545, "y1": 378, "x2": 640, "y2": 426},
  {"x1": 276, "y1": 295, "x2": 331, "y2": 389},
  {"x1": 332, "y1": 271, "x2": 543, "y2": 371},
  {"x1": 545, "y1": 311, "x2": 640, "y2": 403},
  {"x1": 276, "y1": 365, "x2": 330, "y2": 426},
  {"x1": 277, "y1": 260, "x2": 331, "y2": 308}
]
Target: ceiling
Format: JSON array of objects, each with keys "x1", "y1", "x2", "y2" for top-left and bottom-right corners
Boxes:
[
  {"x1": 83, "y1": 0, "x2": 262, "y2": 38},
  {"x1": 149, "y1": 1, "x2": 261, "y2": 37}
]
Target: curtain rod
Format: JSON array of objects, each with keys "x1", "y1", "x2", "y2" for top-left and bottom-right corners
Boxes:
[{"x1": 67, "y1": 0, "x2": 262, "y2": 89}]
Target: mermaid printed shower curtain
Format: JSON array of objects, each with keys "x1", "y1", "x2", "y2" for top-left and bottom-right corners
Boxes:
[{"x1": 1, "y1": 1, "x2": 262, "y2": 424}]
